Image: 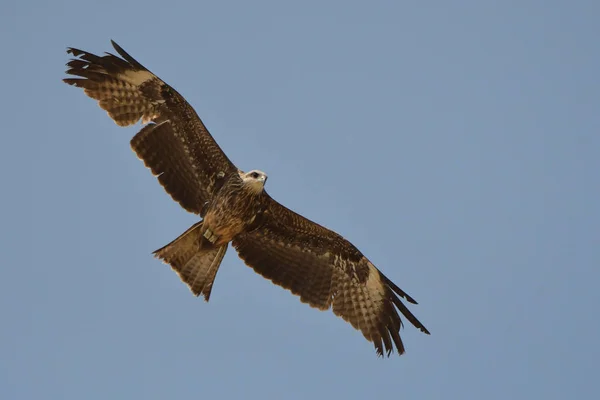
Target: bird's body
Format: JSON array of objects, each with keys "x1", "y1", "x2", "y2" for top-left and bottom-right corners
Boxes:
[
  {"x1": 202, "y1": 170, "x2": 267, "y2": 246},
  {"x1": 63, "y1": 41, "x2": 430, "y2": 357}
]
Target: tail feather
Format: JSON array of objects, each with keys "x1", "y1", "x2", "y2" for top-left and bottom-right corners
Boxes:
[{"x1": 154, "y1": 222, "x2": 227, "y2": 301}]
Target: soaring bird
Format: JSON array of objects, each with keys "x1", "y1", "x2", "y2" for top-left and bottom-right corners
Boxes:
[{"x1": 63, "y1": 41, "x2": 429, "y2": 356}]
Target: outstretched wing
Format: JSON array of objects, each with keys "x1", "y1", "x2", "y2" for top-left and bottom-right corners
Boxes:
[
  {"x1": 63, "y1": 41, "x2": 237, "y2": 214},
  {"x1": 232, "y1": 194, "x2": 430, "y2": 357}
]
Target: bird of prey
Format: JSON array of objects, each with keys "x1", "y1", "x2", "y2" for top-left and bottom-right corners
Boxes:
[{"x1": 63, "y1": 41, "x2": 429, "y2": 357}]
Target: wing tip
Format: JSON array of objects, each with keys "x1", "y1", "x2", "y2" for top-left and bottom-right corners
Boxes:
[
  {"x1": 383, "y1": 273, "x2": 419, "y2": 304},
  {"x1": 65, "y1": 47, "x2": 83, "y2": 57},
  {"x1": 109, "y1": 39, "x2": 146, "y2": 70},
  {"x1": 110, "y1": 39, "x2": 125, "y2": 57},
  {"x1": 62, "y1": 78, "x2": 80, "y2": 86}
]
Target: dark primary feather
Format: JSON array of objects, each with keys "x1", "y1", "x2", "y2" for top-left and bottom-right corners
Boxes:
[
  {"x1": 233, "y1": 194, "x2": 430, "y2": 357},
  {"x1": 63, "y1": 41, "x2": 237, "y2": 213}
]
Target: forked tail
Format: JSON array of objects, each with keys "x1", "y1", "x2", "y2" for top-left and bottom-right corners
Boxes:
[{"x1": 153, "y1": 222, "x2": 228, "y2": 301}]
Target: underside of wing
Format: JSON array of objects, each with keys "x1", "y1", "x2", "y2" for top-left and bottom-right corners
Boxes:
[
  {"x1": 63, "y1": 41, "x2": 237, "y2": 213},
  {"x1": 232, "y1": 194, "x2": 429, "y2": 357}
]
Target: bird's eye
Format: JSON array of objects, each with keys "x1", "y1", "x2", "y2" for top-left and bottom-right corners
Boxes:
[{"x1": 251, "y1": 172, "x2": 259, "y2": 179}]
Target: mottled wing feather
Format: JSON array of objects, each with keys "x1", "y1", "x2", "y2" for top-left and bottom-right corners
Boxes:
[
  {"x1": 130, "y1": 121, "x2": 207, "y2": 213},
  {"x1": 232, "y1": 194, "x2": 429, "y2": 357},
  {"x1": 63, "y1": 41, "x2": 237, "y2": 213}
]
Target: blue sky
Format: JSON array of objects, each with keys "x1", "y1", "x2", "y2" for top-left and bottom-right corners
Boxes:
[{"x1": 1, "y1": 1, "x2": 599, "y2": 399}]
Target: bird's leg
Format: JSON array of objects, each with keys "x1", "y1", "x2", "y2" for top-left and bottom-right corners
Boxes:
[{"x1": 203, "y1": 227, "x2": 219, "y2": 244}]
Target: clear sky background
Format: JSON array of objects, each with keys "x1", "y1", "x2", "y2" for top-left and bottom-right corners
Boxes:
[{"x1": 1, "y1": 1, "x2": 598, "y2": 399}]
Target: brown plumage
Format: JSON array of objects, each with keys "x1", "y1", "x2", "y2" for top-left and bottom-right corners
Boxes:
[{"x1": 63, "y1": 41, "x2": 430, "y2": 357}]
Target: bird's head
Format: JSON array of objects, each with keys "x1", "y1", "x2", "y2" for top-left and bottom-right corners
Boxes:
[{"x1": 241, "y1": 170, "x2": 268, "y2": 193}]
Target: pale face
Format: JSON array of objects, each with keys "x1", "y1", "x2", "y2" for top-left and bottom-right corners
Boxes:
[{"x1": 241, "y1": 170, "x2": 268, "y2": 193}]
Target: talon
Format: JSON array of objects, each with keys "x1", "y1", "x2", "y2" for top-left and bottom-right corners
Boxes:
[{"x1": 203, "y1": 228, "x2": 218, "y2": 244}]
